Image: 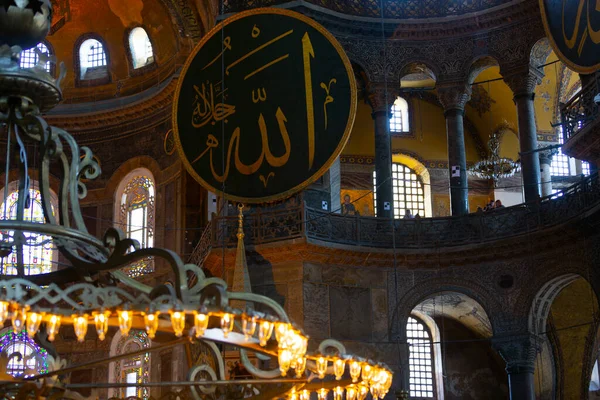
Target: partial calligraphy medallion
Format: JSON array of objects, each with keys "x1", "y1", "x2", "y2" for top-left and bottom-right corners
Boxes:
[{"x1": 173, "y1": 8, "x2": 356, "y2": 203}]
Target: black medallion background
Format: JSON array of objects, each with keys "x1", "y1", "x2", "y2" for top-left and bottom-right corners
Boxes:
[
  {"x1": 540, "y1": 0, "x2": 600, "y2": 72},
  {"x1": 173, "y1": 9, "x2": 356, "y2": 203}
]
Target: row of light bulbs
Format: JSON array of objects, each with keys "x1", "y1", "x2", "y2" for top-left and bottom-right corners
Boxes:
[{"x1": 289, "y1": 381, "x2": 391, "y2": 400}]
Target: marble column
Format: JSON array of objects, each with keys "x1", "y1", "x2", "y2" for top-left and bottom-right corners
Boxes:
[
  {"x1": 367, "y1": 82, "x2": 399, "y2": 219},
  {"x1": 504, "y1": 68, "x2": 543, "y2": 203},
  {"x1": 538, "y1": 148, "x2": 556, "y2": 197},
  {"x1": 493, "y1": 334, "x2": 540, "y2": 400},
  {"x1": 437, "y1": 83, "x2": 471, "y2": 216}
]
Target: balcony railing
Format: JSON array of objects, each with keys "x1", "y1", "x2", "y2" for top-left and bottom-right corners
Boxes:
[
  {"x1": 212, "y1": 173, "x2": 600, "y2": 249},
  {"x1": 561, "y1": 76, "x2": 600, "y2": 142},
  {"x1": 222, "y1": 0, "x2": 509, "y2": 19}
]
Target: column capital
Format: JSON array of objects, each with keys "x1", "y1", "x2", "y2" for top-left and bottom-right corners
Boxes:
[
  {"x1": 492, "y1": 334, "x2": 541, "y2": 374},
  {"x1": 436, "y1": 83, "x2": 472, "y2": 113},
  {"x1": 538, "y1": 144, "x2": 558, "y2": 165},
  {"x1": 503, "y1": 66, "x2": 544, "y2": 99},
  {"x1": 366, "y1": 81, "x2": 400, "y2": 114}
]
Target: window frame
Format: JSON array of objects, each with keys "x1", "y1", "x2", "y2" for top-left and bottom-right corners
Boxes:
[
  {"x1": 109, "y1": 330, "x2": 151, "y2": 400},
  {"x1": 373, "y1": 163, "x2": 426, "y2": 218},
  {"x1": 125, "y1": 25, "x2": 158, "y2": 76},
  {"x1": 0, "y1": 328, "x2": 49, "y2": 378},
  {"x1": 389, "y1": 96, "x2": 412, "y2": 135},
  {"x1": 74, "y1": 33, "x2": 111, "y2": 87},
  {"x1": 19, "y1": 41, "x2": 55, "y2": 76},
  {"x1": 407, "y1": 316, "x2": 437, "y2": 399}
]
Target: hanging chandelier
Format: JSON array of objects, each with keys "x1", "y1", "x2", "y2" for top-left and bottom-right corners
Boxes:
[
  {"x1": 0, "y1": 1, "x2": 393, "y2": 399},
  {"x1": 469, "y1": 126, "x2": 520, "y2": 185}
]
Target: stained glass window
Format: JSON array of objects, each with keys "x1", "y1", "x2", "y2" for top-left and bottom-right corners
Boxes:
[
  {"x1": 0, "y1": 188, "x2": 54, "y2": 275},
  {"x1": 0, "y1": 330, "x2": 48, "y2": 377},
  {"x1": 118, "y1": 175, "x2": 155, "y2": 277},
  {"x1": 20, "y1": 43, "x2": 51, "y2": 72},
  {"x1": 373, "y1": 163, "x2": 425, "y2": 218},
  {"x1": 114, "y1": 330, "x2": 151, "y2": 399},
  {"x1": 390, "y1": 97, "x2": 410, "y2": 133},
  {"x1": 407, "y1": 317, "x2": 434, "y2": 399},
  {"x1": 129, "y1": 27, "x2": 154, "y2": 69}
]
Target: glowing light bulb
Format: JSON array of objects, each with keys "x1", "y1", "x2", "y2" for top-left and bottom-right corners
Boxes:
[
  {"x1": 361, "y1": 363, "x2": 373, "y2": 382},
  {"x1": 289, "y1": 389, "x2": 298, "y2": 400},
  {"x1": 317, "y1": 388, "x2": 328, "y2": 400},
  {"x1": 299, "y1": 390, "x2": 310, "y2": 400},
  {"x1": 94, "y1": 310, "x2": 110, "y2": 341},
  {"x1": 295, "y1": 356, "x2": 306, "y2": 378},
  {"x1": 26, "y1": 311, "x2": 43, "y2": 338},
  {"x1": 143, "y1": 312, "x2": 159, "y2": 339},
  {"x1": 333, "y1": 358, "x2": 345, "y2": 380},
  {"x1": 317, "y1": 356, "x2": 327, "y2": 379},
  {"x1": 242, "y1": 315, "x2": 256, "y2": 340},
  {"x1": 118, "y1": 309, "x2": 133, "y2": 336},
  {"x1": 275, "y1": 322, "x2": 288, "y2": 343},
  {"x1": 194, "y1": 312, "x2": 209, "y2": 337},
  {"x1": 349, "y1": 360, "x2": 361, "y2": 383},
  {"x1": 0, "y1": 301, "x2": 9, "y2": 325},
  {"x1": 170, "y1": 310, "x2": 186, "y2": 337},
  {"x1": 258, "y1": 320, "x2": 273, "y2": 346},
  {"x1": 220, "y1": 313, "x2": 234, "y2": 338},
  {"x1": 278, "y1": 348, "x2": 292, "y2": 376},
  {"x1": 370, "y1": 382, "x2": 381, "y2": 400},
  {"x1": 357, "y1": 384, "x2": 369, "y2": 400},
  {"x1": 73, "y1": 314, "x2": 88, "y2": 342},
  {"x1": 333, "y1": 386, "x2": 344, "y2": 400},
  {"x1": 46, "y1": 314, "x2": 61, "y2": 342},
  {"x1": 12, "y1": 306, "x2": 27, "y2": 331},
  {"x1": 346, "y1": 386, "x2": 357, "y2": 400}
]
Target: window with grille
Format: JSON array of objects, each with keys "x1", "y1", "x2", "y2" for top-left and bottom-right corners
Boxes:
[
  {"x1": 407, "y1": 317, "x2": 435, "y2": 399},
  {"x1": 19, "y1": 43, "x2": 50, "y2": 72},
  {"x1": 129, "y1": 27, "x2": 154, "y2": 69},
  {"x1": 0, "y1": 188, "x2": 55, "y2": 275},
  {"x1": 117, "y1": 173, "x2": 155, "y2": 278},
  {"x1": 0, "y1": 330, "x2": 48, "y2": 377},
  {"x1": 113, "y1": 330, "x2": 151, "y2": 399},
  {"x1": 79, "y1": 38, "x2": 107, "y2": 79},
  {"x1": 390, "y1": 97, "x2": 410, "y2": 133},
  {"x1": 373, "y1": 163, "x2": 425, "y2": 218}
]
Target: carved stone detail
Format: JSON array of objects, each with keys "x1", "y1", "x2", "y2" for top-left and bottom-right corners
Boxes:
[
  {"x1": 503, "y1": 67, "x2": 545, "y2": 98},
  {"x1": 366, "y1": 81, "x2": 400, "y2": 114},
  {"x1": 436, "y1": 83, "x2": 472, "y2": 112}
]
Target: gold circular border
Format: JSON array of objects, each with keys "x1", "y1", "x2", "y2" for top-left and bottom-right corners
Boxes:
[
  {"x1": 172, "y1": 7, "x2": 357, "y2": 204},
  {"x1": 164, "y1": 129, "x2": 175, "y2": 156},
  {"x1": 538, "y1": 0, "x2": 600, "y2": 74}
]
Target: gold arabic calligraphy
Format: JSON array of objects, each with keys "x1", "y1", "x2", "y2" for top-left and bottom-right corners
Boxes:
[
  {"x1": 192, "y1": 83, "x2": 236, "y2": 128},
  {"x1": 561, "y1": 0, "x2": 600, "y2": 56}
]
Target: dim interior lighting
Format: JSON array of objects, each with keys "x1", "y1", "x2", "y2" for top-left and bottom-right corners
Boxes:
[
  {"x1": 26, "y1": 311, "x2": 43, "y2": 338},
  {"x1": 143, "y1": 311, "x2": 160, "y2": 339},
  {"x1": 194, "y1": 311, "x2": 209, "y2": 337},
  {"x1": 170, "y1": 309, "x2": 186, "y2": 337},
  {"x1": 317, "y1": 356, "x2": 327, "y2": 379},
  {"x1": 94, "y1": 310, "x2": 110, "y2": 341},
  {"x1": 73, "y1": 314, "x2": 89, "y2": 342},
  {"x1": 118, "y1": 309, "x2": 133, "y2": 336},
  {"x1": 46, "y1": 314, "x2": 61, "y2": 342},
  {"x1": 11, "y1": 305, "x2": 28, "y2": 332},
  {"x1": 258, "y1": 320, "x2": 273, "y2": 346},
  {"x1": 317, "y1": 388, "x2": 329, "y2": 400},
  {"x1": 242, "y1": 314, "x2": 257, "y2": 340},
  {"x1": 0, "y1": 301, "x2": 9, "y2": 325},
  {"x1": 220, "y1": 313, "x2": 234, "y2": 338},
  {"x1": 333, "y1": 357, "x2": 345, "y2": 380}
]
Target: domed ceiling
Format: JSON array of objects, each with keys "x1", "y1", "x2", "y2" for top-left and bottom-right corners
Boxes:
[{"x1": 224, "y1": 0, "x2": 515, "y2": 19}]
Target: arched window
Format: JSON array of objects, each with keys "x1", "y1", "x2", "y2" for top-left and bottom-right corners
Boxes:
[
  {"x1": 0, "y1": 329, "x2": 48, "y2": 377},
  {"x1": 390, "y1": 97, "x2": 410, "y2": 133},
  {"x1": 78, "y1": 38, "x2": 107, "y2": 80},
  {"x1": 20, "y1": 42, "x2": 51, "y2": 72},
  {"x1": 109, "y1": 330, "x2": 151, "y2": 399},
  {"x1": 129, "y1": 27, "x2": 154, "y2": 69},
  {"x1": 115, "y1": 169, "x2": 155, "y2": 277},
  {"x1": 0, "y1": 185, "x2": 56, "y2": 275},
  {"x1": 407, "y1": 317, "x2": 435, "y2": 399},
  {"x1": 373, "y1": 163, "x2": 426, "y2": 218}
]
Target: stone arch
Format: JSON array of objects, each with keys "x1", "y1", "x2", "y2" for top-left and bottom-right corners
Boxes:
[
  {"x1": 108, "y1": 330, "x2": 152, "y2": 399},
  {"x1": 391, "y1": 152, "x2": 432, "y2": 217},
  {"x1": 396, "y1": 60, "x2": 439, "y2": 84},
  {"x1": 104, "y1": 156, "x2": 162, "y2": 199},
  {"x1": 530, "y1": 38, "x2": 553, "y2": 70},
  {"x1": 467, "y1": 55, "x2": 499, "y2": 84}
]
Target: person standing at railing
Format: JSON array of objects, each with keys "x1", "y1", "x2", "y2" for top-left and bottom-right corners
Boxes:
[
  {"x1": 342, "y1": 194, "x2": 358, "y2": 216},
  {"x1": 404, "y1": 208, "x2": 414, "y2": 219}
]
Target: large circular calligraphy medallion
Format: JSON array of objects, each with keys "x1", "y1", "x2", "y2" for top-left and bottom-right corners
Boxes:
[
  {"x1": 173, "y1": 8, "x2": 356, "y2": 203},
  {"x1": 539, "y1": 0, "x2": 600, "y2": 73}
]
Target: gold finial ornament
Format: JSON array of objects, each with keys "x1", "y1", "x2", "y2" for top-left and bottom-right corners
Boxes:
[{"x1": 237, "y1": 203, "x2": 245, "y2": 240}]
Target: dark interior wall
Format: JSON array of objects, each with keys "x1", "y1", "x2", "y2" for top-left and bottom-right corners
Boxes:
[{"x1": 434, "y1": 317, "x2": 508, "y2": 400}]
